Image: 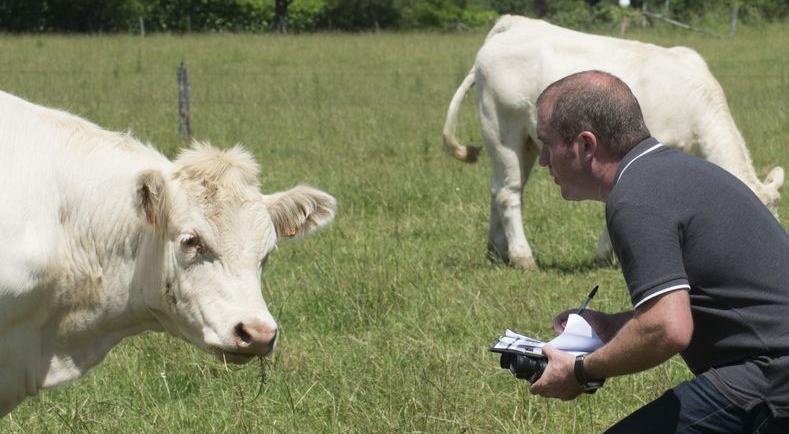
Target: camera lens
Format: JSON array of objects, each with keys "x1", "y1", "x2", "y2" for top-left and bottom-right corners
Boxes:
[
  {"x1": 500, "y1": 353, "x2": 515, "y2": 370},
  {"x1": 500, "y1": 354, "x2": 547, "y2": 383}
]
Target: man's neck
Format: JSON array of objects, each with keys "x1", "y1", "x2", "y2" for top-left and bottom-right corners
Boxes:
[{"x1": 593, "y1": 159, "x2": 621, "y2": 202}]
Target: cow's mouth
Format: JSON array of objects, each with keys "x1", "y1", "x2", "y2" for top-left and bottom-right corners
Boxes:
[{"x1": 210, "y1": 348, "x2": 257, "y2": 365}]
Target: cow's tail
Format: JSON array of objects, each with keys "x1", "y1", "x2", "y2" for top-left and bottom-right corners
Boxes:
[{"x1": 442, "y1": 68, "x2": 481, "y2": 163}]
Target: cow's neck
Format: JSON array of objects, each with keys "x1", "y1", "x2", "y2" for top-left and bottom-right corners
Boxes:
[
  {"x1": 131, "y1": 231, "x2": 180, "y2": 337},
  {"x1": 39, "y1": 180, "x2": 171, "y2": 390}
]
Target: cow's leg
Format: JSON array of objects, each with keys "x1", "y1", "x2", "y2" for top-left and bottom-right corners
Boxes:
[
  {"x1": 514, "y1": 136, "x2": 540, "y2": 266},
  {"x1": 487, "y1": 194, "x2": 507, "y2": 262},
  {"x1": 481, "y1": 110, "x2": 538, "y2": 270},
  {"x1": 0, "y1": 328, "x2": 39, "y2": 417}
]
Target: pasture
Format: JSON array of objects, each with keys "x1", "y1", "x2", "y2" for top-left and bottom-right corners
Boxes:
[{"x1": 1, "y1": 23, "x2": 788, "y2": 433}]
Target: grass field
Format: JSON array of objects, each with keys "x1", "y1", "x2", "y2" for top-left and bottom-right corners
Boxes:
[{"x1": 1, "y1": 22, "x2": 787, "y2": 433}]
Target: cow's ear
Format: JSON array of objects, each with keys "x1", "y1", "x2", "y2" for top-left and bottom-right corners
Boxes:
[
  {"x1": 136, "y1": 170, "x2": 170, "y2": 231},
  {"x1": 266, "y1": 186, "x2": 337, "y2": 241}
]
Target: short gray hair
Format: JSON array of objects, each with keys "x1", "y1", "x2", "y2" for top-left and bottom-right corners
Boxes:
[{"x1": 536, "y1": 70, "x2": 651, "y2": 157}]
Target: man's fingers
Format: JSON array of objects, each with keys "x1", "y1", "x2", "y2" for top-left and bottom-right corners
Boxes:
[{"x1": 541, "y1": 344, "x2": 557, "y2": 359}]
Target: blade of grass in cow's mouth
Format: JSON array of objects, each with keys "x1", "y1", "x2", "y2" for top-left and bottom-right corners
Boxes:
[{"x1": 211, "y1": 348, "x2": 258, "y2": 364}]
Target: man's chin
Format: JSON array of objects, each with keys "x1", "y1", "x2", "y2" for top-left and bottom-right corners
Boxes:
[{"x1": 560, "y1": 190, "x2": 583, "y2": 202}]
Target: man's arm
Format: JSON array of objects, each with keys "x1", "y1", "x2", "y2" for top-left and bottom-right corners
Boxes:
[
  {"x1": 584, "y1": 289, "x2": 692, "y2": 379},
  {"x1": 531, "y1": 289, "x2": 692, "y2": 400}
]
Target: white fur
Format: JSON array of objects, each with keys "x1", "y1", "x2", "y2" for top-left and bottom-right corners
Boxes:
[
  {"x1": 443, "y1": 15, "x2": 784, "y2": 269},
  {"x1": 0, "y1": 90, "x2": 337, "y2": 415}
]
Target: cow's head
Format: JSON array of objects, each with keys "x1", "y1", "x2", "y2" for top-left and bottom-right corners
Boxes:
[{"x1": 135, "y1": 144, "x2": 336, "y2": 363}]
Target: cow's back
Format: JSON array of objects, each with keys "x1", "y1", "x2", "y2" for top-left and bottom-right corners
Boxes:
[{"x1": 475, "y1": 17, "x2": 719, "y2": 150}]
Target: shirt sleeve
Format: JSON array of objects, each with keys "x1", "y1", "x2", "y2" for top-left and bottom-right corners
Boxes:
[{"x1": 607, "y1": 200, "x2": 690, "y2": 308}]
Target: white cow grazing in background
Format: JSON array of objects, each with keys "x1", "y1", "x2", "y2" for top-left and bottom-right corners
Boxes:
[
  {"x1": 0, "y1": 90, "x2": 337, "y2": 416},
  {"x1": 443, "y1": 15, "x2": 784, "y2": 270}
]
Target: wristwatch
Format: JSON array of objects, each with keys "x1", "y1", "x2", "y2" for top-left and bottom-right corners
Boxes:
[{"x1": 574, "y1": 354, "x2": 605, "y2": 393}]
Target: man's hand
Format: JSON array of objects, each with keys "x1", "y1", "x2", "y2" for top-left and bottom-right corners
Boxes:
[{"x1": 529, "y1": 345, "x2": 583, "y2": 401}]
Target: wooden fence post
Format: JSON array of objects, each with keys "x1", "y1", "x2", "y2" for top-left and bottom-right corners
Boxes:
[
  {"x1": 729, "y1": 2, "x2": 740, "y2": 37},
  {"x1": 640, "y1": 1, "x2": 649, "y2": 27},
  {"x1": 275, "y1": 0, "x2": 291, "y2": 33},
  {"x1": 177, "y1": 62, "x2": 192, "y2": 140},
  {"x1": 619, "y1": 0, "x2": 631, "y2": 36}
]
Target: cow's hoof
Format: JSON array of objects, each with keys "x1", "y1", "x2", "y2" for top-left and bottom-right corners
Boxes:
[{"x1": 509, "y1": 255, "x2": 538, "y2": 271}]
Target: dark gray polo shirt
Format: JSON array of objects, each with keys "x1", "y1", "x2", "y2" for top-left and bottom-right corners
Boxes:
[{"x1": 606, "y1": 137, "x2": 789, "y2": 416}]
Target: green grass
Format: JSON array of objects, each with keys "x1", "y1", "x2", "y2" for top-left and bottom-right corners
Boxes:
[{"x1": 1, "y1": 23, "x2": 788, "y2": 433}]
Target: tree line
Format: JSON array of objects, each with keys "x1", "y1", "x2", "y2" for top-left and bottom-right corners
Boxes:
[{"x1": 0, "y1": 0, "x2": 786, "y2": 33}]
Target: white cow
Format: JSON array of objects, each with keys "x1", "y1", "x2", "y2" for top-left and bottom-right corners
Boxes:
[
  {"x1": 443, "y1": 15, "x2": 784, "y2": 269},
  {"x1": 0, "y1": 90, "x2": 337, "y2": 416}
]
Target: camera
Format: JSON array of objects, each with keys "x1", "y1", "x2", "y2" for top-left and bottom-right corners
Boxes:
[{"x1": 499, "y1": 353, "x2": 547, "y2": 383}]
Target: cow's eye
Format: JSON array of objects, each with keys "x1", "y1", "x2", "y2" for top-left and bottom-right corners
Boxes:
[
  {"x1": 180, "y1": 234, "x2": 202, "y2": 253},
  {"x1": 259, "y1": 254, "x2": 269, "y2": 271}
]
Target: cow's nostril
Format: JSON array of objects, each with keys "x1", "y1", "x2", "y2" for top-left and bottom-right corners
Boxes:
[{"x1": 235, "y1": 322, "x2": 252, "y2": 344}]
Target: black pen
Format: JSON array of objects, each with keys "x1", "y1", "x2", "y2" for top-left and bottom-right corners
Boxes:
[{"x1": 577, "y1": 284, "x2": 599, "y2": 315}]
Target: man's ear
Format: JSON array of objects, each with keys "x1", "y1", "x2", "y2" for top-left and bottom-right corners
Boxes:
[
  {"x1": 577, "y1": 131, "x2": 598, "y2": 161},
  {"x1": 136, "y1": 170, "x2": 170, "y2": 231},
  {"x1": 265, "y1": 186, "x2": 337, "y2": 241}
]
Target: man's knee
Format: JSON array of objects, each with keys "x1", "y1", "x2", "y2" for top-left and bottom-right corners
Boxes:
[
  {"x1": 606, "y1": 377, "x2": 745, "y2": 434},
  {"x1": 605, "y1": 388, "x2": 681, "y2": 433}
]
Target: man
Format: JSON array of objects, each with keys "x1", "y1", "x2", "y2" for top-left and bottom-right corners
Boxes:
[{"x1": 530, "y1": 70, "x2": 789, "y2": 433}]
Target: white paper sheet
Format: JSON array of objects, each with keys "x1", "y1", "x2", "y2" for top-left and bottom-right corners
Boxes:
[{"x1": 491, "y1": 314, "x2": 604, "y2": 357}]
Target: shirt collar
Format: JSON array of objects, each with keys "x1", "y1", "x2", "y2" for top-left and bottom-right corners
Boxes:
[{"x1": 613, "y1": 137, "x2": 661, "y2": 185}]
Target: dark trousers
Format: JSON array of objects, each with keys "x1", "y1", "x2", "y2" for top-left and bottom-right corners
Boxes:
[{"x1": 605, "y1": 376, "x2": 789, "y2": 434}]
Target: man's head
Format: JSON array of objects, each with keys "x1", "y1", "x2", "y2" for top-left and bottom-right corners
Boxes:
[{"x1": 536, "y1": 70, "x2": 651, "y2": 201}]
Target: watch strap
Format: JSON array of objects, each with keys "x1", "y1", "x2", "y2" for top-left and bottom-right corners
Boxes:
[{"x1": 574, "y1": 353, "x2": 605, "y2": 393}]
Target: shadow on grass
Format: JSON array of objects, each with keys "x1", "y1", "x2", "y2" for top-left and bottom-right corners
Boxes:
[
  {"x1": 534, "y1": 256, "x2": 618, "y2": 274},
  {"x1": 435, "y1": 247, "x2": 620, "y2": 275},
  {"x1": 483, "y1": 248, "x2": 618, "y2": 274}
]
